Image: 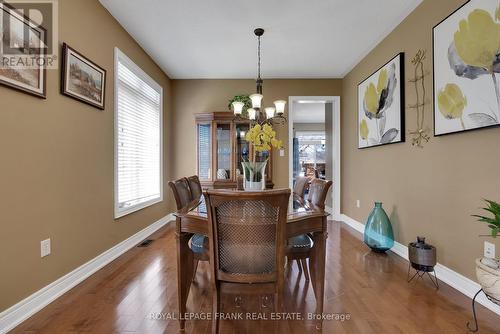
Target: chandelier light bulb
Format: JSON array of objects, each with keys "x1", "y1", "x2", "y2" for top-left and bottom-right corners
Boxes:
[
  {"x1": 265, "y1": 107, "x2": 276, "y2": 119},
  {"x1": 247, "y1": 108, "x2": 256, "y2": 120},
  {"x1": 250, "y1": 94, "x2": 263, "y2": 109},
  {"x1": 274, "y1": 100, "x2": 286, "y2": 115},
  {"x1": 232, "y1": 101, "x2": 244, "y2": 115}
]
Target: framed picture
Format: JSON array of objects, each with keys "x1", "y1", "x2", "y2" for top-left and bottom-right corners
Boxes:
[
  {"x1": 0, "y1": 2, "x2": 46, "y2": 98},
  {"x1": 358, "y1": 53, "x2": 405, "y2": 149},
  {"x1": 61, "y1": 43, "x2": 106, "y2": 109},
  {"x1": 433, "y1": 0, "x2": 500, "y2": 136}
]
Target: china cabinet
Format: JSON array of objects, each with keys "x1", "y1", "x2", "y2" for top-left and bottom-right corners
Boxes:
[{"x1": 195, "y1": 112, "x2": 274, "y2": 189}]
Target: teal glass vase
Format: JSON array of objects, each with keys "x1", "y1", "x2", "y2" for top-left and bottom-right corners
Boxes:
[{"x1": 364, "y1": 202, "x2": 394, "y2": 253}]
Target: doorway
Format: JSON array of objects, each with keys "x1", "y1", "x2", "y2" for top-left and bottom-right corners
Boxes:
[{"x1": 288, "y1": 96, "x2": 341, "y2": 219}]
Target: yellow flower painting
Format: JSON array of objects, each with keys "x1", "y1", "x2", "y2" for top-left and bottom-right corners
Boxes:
[
  {"x1": 360, "y1": 119, "x2": 369, "y2": 142},
  {"x1": 434, "y1": 0, "x2": 500, "y2": 135},
  {"x1": 438, "y1": 83, "x2": 467, "y2": 129},
  {"x1": 358, "y1": 53, "x2": 403, "y2": 148}
]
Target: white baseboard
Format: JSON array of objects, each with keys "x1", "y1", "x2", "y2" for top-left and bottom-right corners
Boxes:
[
  {"x1": 0, "y1": 213, "x2": 175, "y2": 334},
  {"x1": 340, "y1": 214, "x2": 500, "y2": 315},
  {"x1": 325, "y1": 206, "x2": 341, "y2": 221}
]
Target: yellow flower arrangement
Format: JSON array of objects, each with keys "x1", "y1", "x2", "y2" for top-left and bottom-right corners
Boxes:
[
  {"x1": 241, "y1": 123, "x2": 282, "y2": 188},
  {"x1": 245, "y1": 123, "x2": 283, "y2": 156}
]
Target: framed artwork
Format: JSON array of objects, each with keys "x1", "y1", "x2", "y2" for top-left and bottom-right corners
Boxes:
[
  {"x1": 433, "y1": 0, "x2": 500, "y2": 136},
  {"x1": 61, "y1": 43, "x2": 106, "y2": 109},
  {"x1": 0, "y1": 2, "x2": 46, "y2": 98},
  {"x1": 358, "y1": 53, "x2": 405, "y2": 149}
]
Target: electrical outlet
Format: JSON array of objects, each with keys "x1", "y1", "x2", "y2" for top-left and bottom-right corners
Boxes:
[
  {"x1": 279, "y1": 149, "x2": 285, "y2": 157},
  {"x1": 41, "y1": 238, "x2": 51, "y2": 258},
  {"x1": 356, "y1": 200, "x2": 360, "y2": 208},
  {"x1": 484, "y1": 241, "x2": 495, "y2": 259}
]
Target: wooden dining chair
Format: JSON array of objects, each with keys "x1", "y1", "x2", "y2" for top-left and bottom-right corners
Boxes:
[
  {"x1": 287, "y1": 178, "x2": 332, "y2": 281},
  {"x1": 169, "y1": 177, "x2": 192, "y2": 209},
  {"x1": 169, "y1": 177, "x2": 209, "y2": 282},
  {"x1": 187, "y1": 175, "x2": 203, "y2": 200},
  {"x1": 205, "y1": 189, "x2": 290, "y2": 334},
  {"x1": 307, "y1": 178, "x2": 333, "y2": 210},
  {"x1": 293, "y1": 176, "x2": 309, "y2": 198}
]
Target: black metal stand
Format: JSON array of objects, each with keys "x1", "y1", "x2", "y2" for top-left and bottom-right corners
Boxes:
[
  {"x1": 407, "y1": 264, "x2": 439, "y2": 289},
  {"x1": 467, "y1": 288, "x2": 500, "y2": 332}
]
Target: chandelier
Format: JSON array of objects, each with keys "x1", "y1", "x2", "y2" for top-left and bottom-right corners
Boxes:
[{"x1": 231, "y1": 28, "x2": 286, "y2": 124}]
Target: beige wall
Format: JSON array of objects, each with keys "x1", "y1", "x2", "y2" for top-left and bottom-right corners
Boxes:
[
  {"x1": 4, "y1": 0, "x2": 498, "y2": 313},
  {"x1": 341, "y1": 0, "x2": 500, "y2": 280},
  {"x1": 171, "y1": 79, "x2": 341, "y2": 194},
  {"x1": 0, "y1": 0, "x2": 172, "y2": 311}
]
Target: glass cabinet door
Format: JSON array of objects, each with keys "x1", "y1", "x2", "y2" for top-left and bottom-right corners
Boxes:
[
  {"x1": 215, "y1": 123, "x2": 232, "y2": 180},
  {"x1": 197, "y1": 123, "x2": 211, "y2": 180},
  {"x1": 235, "y1": 123, "x2": 250, "y2": 177}
]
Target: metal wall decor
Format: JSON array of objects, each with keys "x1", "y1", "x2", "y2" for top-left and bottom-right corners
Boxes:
[{"x1": 408, "y1": 49, "x2": 430, "y2": 148}]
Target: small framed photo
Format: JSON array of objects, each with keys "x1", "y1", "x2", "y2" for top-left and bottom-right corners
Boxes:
[
  {"x1": 0, "y1": 2, "x2": 46, "y2": 98},
  {"x1": 61, "y1": 43, "x2": 106, "y2": 109}
]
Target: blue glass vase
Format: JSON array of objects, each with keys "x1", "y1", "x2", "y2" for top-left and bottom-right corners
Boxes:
[{"x1": 364, "y1": 202, "x2": 394, "y2": 253}]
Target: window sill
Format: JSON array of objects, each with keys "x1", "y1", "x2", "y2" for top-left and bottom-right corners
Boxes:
[{"x1": 114, "y1": 196, "x2": 163, "y2": 219}]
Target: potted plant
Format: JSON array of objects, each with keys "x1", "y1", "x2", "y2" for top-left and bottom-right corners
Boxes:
[
  {"x1": 242, "y1": 123, "x2": 282, "y2": 190},
  {"x1": 473, "y1": 199, "x2": 500, "y2": 301}
]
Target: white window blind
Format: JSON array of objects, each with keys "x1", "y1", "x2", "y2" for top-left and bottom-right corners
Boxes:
[{"x1": 114, "y1": 48, "x2": 163, "y2": 218}]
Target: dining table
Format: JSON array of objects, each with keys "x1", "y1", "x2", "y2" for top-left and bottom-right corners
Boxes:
[{"x1": 173, "y1": 190, "x2": 329, "y2": 330}]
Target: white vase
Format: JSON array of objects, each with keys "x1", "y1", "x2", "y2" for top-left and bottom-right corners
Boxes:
[
  {"x1": 244, "y1": 180, "x2": 264, "y2": 191},
  {"x1": 242, "y1": 161, "x2": 267, "y2": 191},
  {"x1": 476, "y1": 258, "x2": 500, "y2": 302}
]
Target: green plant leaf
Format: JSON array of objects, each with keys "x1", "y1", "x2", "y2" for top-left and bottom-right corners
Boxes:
[
  {"x1": 473, "y1": 215, "x2": 499, "y2": 225},
  {"x1": 485, "y1": 199, "x2": 500, "y2": 212},
  {"x1": 473, "y1": 199, "x2": 500, "y2": 237}
]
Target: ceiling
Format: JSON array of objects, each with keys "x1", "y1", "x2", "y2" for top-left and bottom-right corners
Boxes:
[
  {"x1": 99, "y1": 0, "x2": 422, "y2": 79},
  {"x1": 293, "y1": 102, "x2": 326, "y2": 123}
]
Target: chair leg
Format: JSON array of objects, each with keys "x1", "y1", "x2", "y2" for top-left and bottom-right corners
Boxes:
[
  {"x1": 192, "y1": 259, "x2": 199, "y2": 282},
  {"x1": 301, "y1": 259, "x2": 310, "y2": 281},
  {"x1": 211, "y1": 284, "x2": 220, "y2": 334}
]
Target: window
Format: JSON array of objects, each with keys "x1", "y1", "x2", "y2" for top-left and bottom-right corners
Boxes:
[{"x1": 114, "y1": 48, "x2": 163, "y2": 218}]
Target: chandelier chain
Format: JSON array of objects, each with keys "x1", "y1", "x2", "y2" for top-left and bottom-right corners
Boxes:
[
  {"x1": 257, "y1": 35, "x2": 261, "y2": 80},
  {"x1": 231, "y1": 28, "x2": 286, "y2": 125}
]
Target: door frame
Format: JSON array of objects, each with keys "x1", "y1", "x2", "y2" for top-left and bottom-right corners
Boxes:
[{"x1": 288, "y1": 96, "x2": 341, "y2": 220}]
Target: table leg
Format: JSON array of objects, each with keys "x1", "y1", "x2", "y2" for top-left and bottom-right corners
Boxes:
[
  {"x1": 310, "y1": 219, "x2": 327, "y2": 330},
  {"x1": 176, "y1": 219, "x2": 194, "y2": 331}
]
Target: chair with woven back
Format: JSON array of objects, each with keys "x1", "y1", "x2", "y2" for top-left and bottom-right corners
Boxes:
[
  {"x1": 205, "y1": 189, "x2": 290, "y2": 334},
  {"x1": 169, "y1": 176, "x2": 209, "y2": 282},
  {"x1": 287, "y1": 178, "x2": 332, "y2": 281}
]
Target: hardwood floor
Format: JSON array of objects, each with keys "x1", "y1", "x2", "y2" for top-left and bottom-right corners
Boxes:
[{"x1": 10, "y1": 221, "x2": 500, "y2": 333}]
